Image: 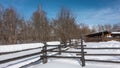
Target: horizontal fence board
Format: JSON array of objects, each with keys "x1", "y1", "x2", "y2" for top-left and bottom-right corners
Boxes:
[
  {"x1": 74, "y1": 45, "x2": 86, "y2": 46},
  {"x1": 0, "y1": 52, "x2": 41, "y2": 64},
  {"x1": 41, "y1": 56, "x2": 81, "y2": 59},
  {"x1": 46, "y1": 47, "x2": 58, "y2": 51},
  {"x1": 76, "y1": 47, "x2": 120, "y2": 49},
  {"x1": 46, "y1": 45, "x2": 61, "y2": 46},
  {"x1": 76, "y1": 54, "x2": 120, "y2": 56},
  {"x1": 85, "y1": 59, "x2": 120, "y2": 63},
  {"x1": 0, "y1": 47, "x2": 42, "y2": 55},
  {"x1": 48, "y1": 50, "x2": 87, "y2": 53}
]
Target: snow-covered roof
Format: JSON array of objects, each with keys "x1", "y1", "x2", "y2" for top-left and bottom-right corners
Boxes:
[
  {"x1": 86, "y1": 31, "x2": 110, "y2": 37},
  {"x1": 111, "y1": 32, "x2": 120, "y2": 34},
  {"x1": 46, "y1": 41, "x2": 60, "y2": 45}
]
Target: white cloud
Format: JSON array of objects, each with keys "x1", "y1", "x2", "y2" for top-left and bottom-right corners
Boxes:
[{"x1": 76, "y1": 8, "x2": 120, "y2": 25}]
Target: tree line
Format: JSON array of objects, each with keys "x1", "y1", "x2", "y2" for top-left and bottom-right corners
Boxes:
[{"x1": 0, "y1": 5, "x2": 119, "y2": 45}]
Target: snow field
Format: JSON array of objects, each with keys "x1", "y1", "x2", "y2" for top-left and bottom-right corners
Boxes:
[{"x1": 0, "y1": 40, "x2": 120, "y2": 68}]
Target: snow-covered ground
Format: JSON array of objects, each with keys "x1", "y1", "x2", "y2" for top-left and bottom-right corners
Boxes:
[
  {"x1": 27, "y1": 59, "x2": 120, "y2": 68},
  {"x1": 85, "y1": 40, "x2": 120, "y2": 47},
  {"x1": 0, "y1": 40, "x2": 120, "y2": 68}
]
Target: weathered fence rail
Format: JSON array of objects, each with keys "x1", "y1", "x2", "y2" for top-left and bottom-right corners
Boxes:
[
  {"x1": 46, "y1": 56, "x2": 82, "y2": 59},
  {"x1": 48, "y1": 50, "x2": 87, "y2": 53},
  {"x1": 77, "y1": 54, "x2": 120, "y2": 56},
  {"x1": 0, "y1": 47, "x2": 42, "y2": 55},
  {"x1": 0, "y1": 52, "x2": 42, "y2": 64},
  {"x1": 85, "y1": 59, "x2": 120, "y2": 63},
  {"x1": 77, "y1": 47, "x2": 120, "y2": 49}
]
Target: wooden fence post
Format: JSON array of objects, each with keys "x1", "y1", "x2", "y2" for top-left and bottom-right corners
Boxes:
[
  {"x1": 81, "y1": 38, "x2": 85, "y2": 66},
  {"x1": 58, "y1": 44, "x2": 61, "y2": 55},
  {"x1": 42, "y1": 42, "x2": 47, "y2": 64},
  {"x1": 75, "y1": 41, "x2": 78, "y2": 48}
]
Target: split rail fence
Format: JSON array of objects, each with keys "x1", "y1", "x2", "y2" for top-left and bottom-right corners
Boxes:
[
  {"x1": 41, "y1": 40, "x2": 86, "y2": 67},
  {"x1": 76, "y1": 46, "x2": 120, "y2": 63},
  {"x1": 0, "y1": 47, "x2": 42, "y2": 65},
  {"x1": 0, "y1": 40, "x2": 86, "y2": 67},
  {"x1": 1, "y1": 41, "x2": 120, "y2": 67}
]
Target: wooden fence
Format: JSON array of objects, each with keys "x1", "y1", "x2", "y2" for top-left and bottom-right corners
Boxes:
[
  {"x1": 1, "y1": 41, "x2": 119, "y2": 67},
  {"x1": 0, "y1": 47, "x2": 43, "y2": 66},
  {"x1": 76, "y1": 47, "x2": 120, "y2": 63},
  {"x1": 41, "y1": 40, "x2": 86, "y2": 67}
]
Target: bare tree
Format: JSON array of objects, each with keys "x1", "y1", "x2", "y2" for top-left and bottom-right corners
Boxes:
[
  {"x1": 104, "y1": 24, "x2": 112, "y2": 31},
  {"x1": 112, "y1": 23, "x2": 120, "y2": 31},
  {"x1": 17, "y1": 18, "x2": 28, "y2": 43},
  {"x1": 31, "y1": 6, "x2": 50, "y2": 42},
  {"x1": 51, "y1": 8, "x2": 78, "y2": 45},
  {"x1": 0, "y1": 5, "x2": 4, "y2": 44},
  {"x1": 79, "y1": 23, "x2": 91, "y2": 35},
  {"x1": 2, "y1": 7, "x2": 19, "y2": 44},
  {"x1": 94, "y1": 24, "x2": 113, "y2": 32},
  {"x1": 90, "y1": 25, "x2": 97, "y2": 33}
]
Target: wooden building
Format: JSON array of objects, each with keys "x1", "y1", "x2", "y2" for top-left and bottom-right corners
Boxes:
[{"x1": 85, "y1": 31, "x2": 120, "y2": 42}]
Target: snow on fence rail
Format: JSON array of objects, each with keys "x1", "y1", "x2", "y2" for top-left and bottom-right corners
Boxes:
[{"x1": 0, "y1": 43, "x2": 44, "y2": 53}]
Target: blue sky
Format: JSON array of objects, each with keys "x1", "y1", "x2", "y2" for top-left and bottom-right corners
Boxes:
[{"x1": 0, "y1": 0, "x2": 120, "y2": 25}]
